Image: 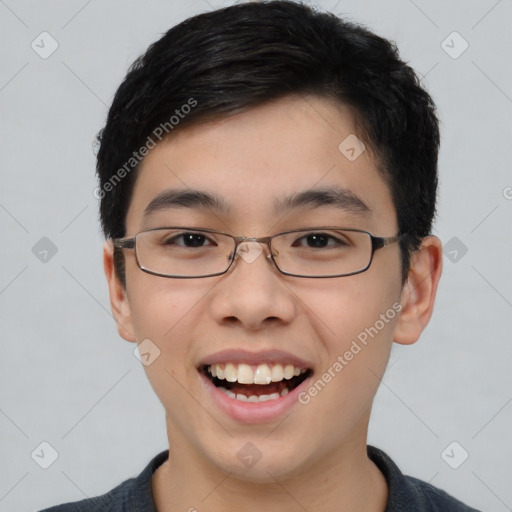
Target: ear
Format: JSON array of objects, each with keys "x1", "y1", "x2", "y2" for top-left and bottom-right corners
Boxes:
[
  {"x1": 393, "y1": 235, "x2": 443, "y2": 345},
  {"x1": 103, "y1": 240, "x2": 137, "y2": 343}
]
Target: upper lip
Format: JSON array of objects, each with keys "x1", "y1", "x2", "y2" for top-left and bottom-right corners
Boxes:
[{"x1": 198, "y1": 349, "x2": 313, "y2": 370}]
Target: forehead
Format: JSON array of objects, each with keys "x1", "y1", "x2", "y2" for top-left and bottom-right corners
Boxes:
[{"x1": 125, "y1": 95, "x2": 396, "y2": 233}]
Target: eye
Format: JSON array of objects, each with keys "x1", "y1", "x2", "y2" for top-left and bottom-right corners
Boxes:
[
  {"x1": 163, "y1": 232, "x2": 216, "y2": 248},
  {"x1": 292, "y1": 232, "x2": 349, "y2": 249}
]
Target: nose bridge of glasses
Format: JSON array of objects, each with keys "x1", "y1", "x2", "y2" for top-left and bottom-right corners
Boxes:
[{"x1": 234, "y1": 237, "x2": 274, "y2": 265}]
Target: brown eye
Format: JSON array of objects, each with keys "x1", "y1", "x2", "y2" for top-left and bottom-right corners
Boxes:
[
  {"x1": 162, "y1": 232, "x2": 215, "y2": 248},
  {"x1": 292, "y1": 232, "x2": 348, "y2": 249}
]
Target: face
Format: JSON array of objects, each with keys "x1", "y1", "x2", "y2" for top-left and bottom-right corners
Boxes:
[{"x1": 107, "y1": 95, "x2": 410, "y2": 481}]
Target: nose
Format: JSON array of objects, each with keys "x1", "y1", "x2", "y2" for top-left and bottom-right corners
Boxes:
[{"x1": 209, "y1": 241, "x2": 297, "y2": 331}]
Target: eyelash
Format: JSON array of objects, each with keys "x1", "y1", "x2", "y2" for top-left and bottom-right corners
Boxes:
[{"x1": 162, "y1": 231, "x2": 349, "y2": 249}]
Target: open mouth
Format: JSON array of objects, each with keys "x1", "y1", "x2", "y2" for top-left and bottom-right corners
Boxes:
[{"x1": 200, "y1": 363, "x2": 312, "y2": 403}]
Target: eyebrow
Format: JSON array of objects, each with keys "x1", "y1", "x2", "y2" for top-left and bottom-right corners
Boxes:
[
  {"x1": 142, "y1": 186, "x2": 370, "y2": 220},
  {"x1": 274, "y1": 186, "x2": 370, "y2": 215},
  {"x1": 143, "y1": 189, "x2": 231, "y2": 219}
]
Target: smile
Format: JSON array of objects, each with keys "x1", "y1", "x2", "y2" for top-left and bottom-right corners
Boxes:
[{"x1": 201, "y1": 363, "x2": 312, "y2": 403}]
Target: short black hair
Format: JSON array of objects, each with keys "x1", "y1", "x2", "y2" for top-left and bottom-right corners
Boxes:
[{"x1": 96, "y1": 0, "x2": 440, "y2": 286}]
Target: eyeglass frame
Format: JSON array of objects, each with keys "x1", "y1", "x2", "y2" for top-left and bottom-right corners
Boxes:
[{"x1": 113, "y1": 226, "x2": 404, "y2": 279}]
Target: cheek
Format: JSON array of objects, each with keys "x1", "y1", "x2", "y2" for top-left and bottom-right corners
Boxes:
[
  {"x1": 297, "y1": 273, "x2": 400, "y2": 399},
  {"x1": 298, "y1": 289, "x2": 399, "y2": 439},
  {"x1": 124, "y1": 274, "x2": 214, "y2": 397},
  {"x1": 125, "y1": 276, "x2": 208, "y2": 411},
  {"x1": 314, "y1": 292, "x2": 397, "y2": 387},
  {"x1": 125, "y1": 271, "x2": 212, "y2": 340},
  {"x1": 293, "y1": 270, "x2": 401, "y2": 350}
]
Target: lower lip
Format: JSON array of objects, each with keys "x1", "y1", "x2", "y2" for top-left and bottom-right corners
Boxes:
[{"x1": 199, "y1": 371, "x2": 312, "y2": 423}]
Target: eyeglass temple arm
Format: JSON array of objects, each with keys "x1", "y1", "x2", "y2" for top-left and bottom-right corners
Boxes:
[
  {"x1": 371, "y1": 234, "x2": 403, "y2": 252},
  {"x1": 113, "y1": 238, "x2": 135, "y2": 250}
]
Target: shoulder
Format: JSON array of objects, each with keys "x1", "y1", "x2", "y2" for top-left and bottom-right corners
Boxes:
[
  {"x1": 39, "y1": 488, "x2": 118, "y2": 512},
  {"x1": 367, "y1": 445, "x2": 481, "y2": 511},
  {"x1": 38, "y1": 451, "x2": 169, "y2": 512},
  {"x1": 402, "y1": 474, "x2": 481, "y2": 511}
]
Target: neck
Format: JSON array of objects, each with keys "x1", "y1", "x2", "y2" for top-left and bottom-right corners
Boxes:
[{"x1": 152, "y1": 418, "x2": 388, "y2": 512}]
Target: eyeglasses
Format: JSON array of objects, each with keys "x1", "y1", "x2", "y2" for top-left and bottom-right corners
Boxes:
[{"x1": 113, "y1": 226, "x2": 402, "y2": 279}]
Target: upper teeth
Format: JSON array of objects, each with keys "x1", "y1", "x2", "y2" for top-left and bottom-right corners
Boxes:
[{"x1": 208, "y1": 363, "x2": 305, "y2": 385}]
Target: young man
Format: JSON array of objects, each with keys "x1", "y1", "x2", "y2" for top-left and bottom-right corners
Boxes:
[{"x1": 43, "y1": 1, "x2": 480, "y2": 510}]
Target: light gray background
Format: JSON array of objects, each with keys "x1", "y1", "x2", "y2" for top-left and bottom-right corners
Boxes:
[{"x1": 1, "y1": 1, "x2": 511, "y2": 510}]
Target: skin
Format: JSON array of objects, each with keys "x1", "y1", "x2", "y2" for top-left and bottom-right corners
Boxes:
[{"x1": 103, "y1": 95, "x2": 443, "y2": 511}]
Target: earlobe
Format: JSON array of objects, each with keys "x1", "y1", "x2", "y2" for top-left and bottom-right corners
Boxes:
[
  {"x1": 103, "y1": 240, "x2": 137, "y2": 343},
  {"x1": 393, "y1": 236, "x2": 443, "y2": 346}
]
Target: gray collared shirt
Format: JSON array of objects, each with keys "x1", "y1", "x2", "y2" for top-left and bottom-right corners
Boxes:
[{"x1": 39, "y1": 445, "x2": 481, "y2": 511}]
